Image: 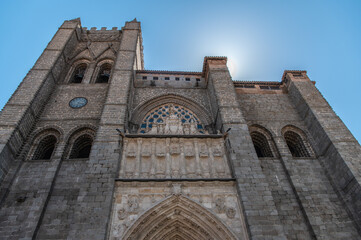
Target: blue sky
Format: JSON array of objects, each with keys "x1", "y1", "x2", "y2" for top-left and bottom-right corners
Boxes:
[{"x1": 0, "y1": 0, "x2": 360, "y2": 143}]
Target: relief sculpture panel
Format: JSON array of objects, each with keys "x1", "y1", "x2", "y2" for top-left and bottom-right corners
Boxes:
[
  {"x1": 109, "y1": 182, "x2": 248, "y2": 240},
  {"x1": 119, "y1": 137, "x2": 231, "y2": 179}
]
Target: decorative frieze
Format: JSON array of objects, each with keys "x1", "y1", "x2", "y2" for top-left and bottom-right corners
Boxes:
[{"x1": 119, "y1": 137, "x2": 231, "y2": 179}]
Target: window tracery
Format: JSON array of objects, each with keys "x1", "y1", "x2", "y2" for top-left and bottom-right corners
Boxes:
[
  {"x1": 32, "y1": 135, "x2": 57, "y2": 160},
  {"x1": 251, "y1": 131, "x2": 274, "y2": 158},
  {"x1": 138, "y1": 104, "x2": 206, "y2": 135},
  {"x1": 69, "y1": 134, "x2": 93, "y2": 159},
  {"x1": 284, "y1": 131, "x2": 311, "y2": 158}
]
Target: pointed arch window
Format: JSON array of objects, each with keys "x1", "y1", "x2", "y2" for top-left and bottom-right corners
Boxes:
[
  {"x1": 284, "y1": 131, "x2": 311, "y2": 157},
  {"x1": 69, "y1": 134, "x2": 93, "y2": 159},
  {"x1": 32, "y1": 135, "x2": 57, "y2": 160},
  {"x1": 70, "y1": 64, "x2": 87, "y2": 83},
  {"x1": 251, "y1": 131, "x2": 274, "y2": 158},
  {"x1": 96, "y1": 63, "x2": 112, "y2": 83}
]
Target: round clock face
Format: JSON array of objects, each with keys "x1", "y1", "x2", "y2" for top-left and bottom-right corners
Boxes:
[{"x1": 69, "y1": 97, "x2": 88, "y2": 108}]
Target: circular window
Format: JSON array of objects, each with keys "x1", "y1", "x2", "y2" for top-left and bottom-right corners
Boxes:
[{"x1": 69, "y1": 97, "x2": 88, "y2": 109}]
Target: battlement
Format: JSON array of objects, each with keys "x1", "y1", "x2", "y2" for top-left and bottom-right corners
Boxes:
[
  {"x1": 82, "y1": 26, "x2": 119, "y2": 32},
  {"x1": 80, "y1": 26, "x2": 121, "y2": 42}
]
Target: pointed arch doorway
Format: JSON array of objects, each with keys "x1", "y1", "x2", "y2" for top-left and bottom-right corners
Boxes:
[{"x1": 122, "y1": 195, "x2": 240, "y2": 240}]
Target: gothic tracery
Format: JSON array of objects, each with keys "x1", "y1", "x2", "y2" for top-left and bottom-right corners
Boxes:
[{"x1": 139, "y1": 104, "x2": 206, "y2": 134}]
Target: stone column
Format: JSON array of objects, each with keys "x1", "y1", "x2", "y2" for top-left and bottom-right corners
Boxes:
[{"x1": 204, "y1": 57, "x2": 286, "y2": 239}]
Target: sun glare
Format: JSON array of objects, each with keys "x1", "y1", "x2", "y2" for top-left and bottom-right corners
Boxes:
[{"x1": 227, "y1": 58, "x2": 237, "y2": 78}]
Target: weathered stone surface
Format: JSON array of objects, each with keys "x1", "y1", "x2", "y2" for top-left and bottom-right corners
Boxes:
[{"x1": 0, "y1": 19, "x2": 360, "y2": 240}]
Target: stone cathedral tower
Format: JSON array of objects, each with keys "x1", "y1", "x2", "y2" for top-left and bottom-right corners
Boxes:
[{"x1": 0, "y1": 18, "x2": 361, "y2": 240}]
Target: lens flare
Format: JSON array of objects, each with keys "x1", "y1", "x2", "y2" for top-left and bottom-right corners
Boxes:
[{"x1": 227, "y1": 58, "x2": 237, "y2": 78}]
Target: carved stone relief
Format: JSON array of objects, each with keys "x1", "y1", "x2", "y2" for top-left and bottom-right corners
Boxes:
[
  {"x1": 138, "y1": 104, "x2": 208, "y2": 135},
  {"x1": 109, "y1": 181, "x2": 247, "y2": 240},
  {"x1": 119, "y1": 137, "x2": 231, "y2": 179}
]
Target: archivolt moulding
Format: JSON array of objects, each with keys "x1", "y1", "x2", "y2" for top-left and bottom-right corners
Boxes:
[
  {"x1": 130, "y1": 94, "x2": 213, "y2": 126},
  {"x1": 122, "y1": 194, "x2": 239, "y2": 240}
]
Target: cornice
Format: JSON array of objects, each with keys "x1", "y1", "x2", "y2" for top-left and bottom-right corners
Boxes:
[{"x1": 136, "y1": 70, "x2": 202, "y2": 75}]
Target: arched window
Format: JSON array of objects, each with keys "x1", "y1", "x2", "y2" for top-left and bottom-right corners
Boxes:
[
  {"x1": 32, "y1": 135, "x2": 57, "y2": 160},
  {"x1": 139, "y1": 103, "x2": 205, "y2": 134},
  {"x1": 69, "y1": 134, "x2": 93, "y2": 159},
  {"x1": 96, "y1": 64, "x2": 112, "y2": 83},
  {"x1": 251, "y1": 131, "x2": 273, "y2": 158},
  {"x1": 70, "y1": 64, "x2": 87, "y2": 83},
  {"x1": 284, "y1": 131, "x2": 311, "y2": 157}
]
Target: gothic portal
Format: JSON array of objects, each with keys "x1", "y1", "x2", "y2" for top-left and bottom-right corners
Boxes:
[{"x1": 0, "y1": 18, "x2": 361, "y2": 240}]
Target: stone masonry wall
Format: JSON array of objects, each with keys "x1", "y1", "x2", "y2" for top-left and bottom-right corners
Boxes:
[
  {"x1": 40, "y1": 20, "x2": 143, "y2": 239},
  {"x1": 285, "y1": 72, "x2": 361, "y2": 234},
  {"x1": 1, "y1": 18, "x2": 361, "y2": 240},
  {"x1": 237, "y1": 87, "x2": 360, "y2": 239},
  {"x1": 0, "y1": 19, "x2": 81, "y2": 239},
  {"x1": 206, "y1": 58, "x2": 287, "y2": 239},
  {"x1": 132, "y1": 87, "x2": 212, "y2": 117}
]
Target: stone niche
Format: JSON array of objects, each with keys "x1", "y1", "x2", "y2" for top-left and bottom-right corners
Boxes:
[
  {"x1": 119, "y1": 137, "x2": 231, "y2": 179},
  {"x1": 109, "y1": 181, "x2": 247, "y2": 240}
]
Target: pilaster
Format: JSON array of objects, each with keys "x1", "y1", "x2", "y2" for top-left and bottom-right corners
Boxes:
[
  {"x1": 204, "y1": 57, "x2": 286, "y2": 239},
  {"x1": 65, "y1": 19, "x2": 141, "y2": 239},
  {"x1": 285, "y1": 71, "x2": 361, "y2": 231},
  {"x1": 0, "y1": 18, "x2": 81, "y2": 239}
]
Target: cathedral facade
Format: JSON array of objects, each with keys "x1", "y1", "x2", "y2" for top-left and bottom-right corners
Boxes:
[{"x1": 0, "y1": 18, "x2": 361, "y2": 239}]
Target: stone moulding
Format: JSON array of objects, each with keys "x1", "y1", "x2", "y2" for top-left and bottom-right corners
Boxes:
[
  {"x1": 122, "y1": 194, "x2": 239, "y2": 240},
  {"x1": 125, "y1": 134, "x2": 223, "y2": 138}
]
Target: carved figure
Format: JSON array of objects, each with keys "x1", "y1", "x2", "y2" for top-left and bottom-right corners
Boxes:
[
  {"x1": 128, "y1": 196, "x2": 139, "y2": 212},
  {"x1": 226, "y1": 207, "x2": 236, "y2": 219},
  {"x1": 157, "y1": 123, "x2": 165, "y2": 134},
  {"x1": 117, "y1": 208, "x2": 127, "y2": 220},
  {"x1": 183, "y1": 123, "x2": 190, "y2": 135},
  {"x1": 170, "y1": 139, "x2": 180, "y2": 154},
  {"x1": 156, "y1": 143, "x2": 166, "y2": 156},
  {"x1": 142, "y1": 143, "x2": 151, "y2": 156},
  {"x1": 171, "y1": 183, "x2": 182, "y2": 195},
  {"x1": 215, "y1": 197, "x2": 225, "y2": 213},
  {"x1": 190, "y1": 120, "x2": 198, "y2": 134},
  {"x1": 184, "y1": 142, "x2": 194, "y2": 157},
  {"x1": 213, "y1": 143, "x2": 223, "y2": 156},
  {"x1": 127, "y1": 143, "x2": 137, "y2": 157},
  {"x1": 199, "y1": 143, "x2": 208, "y2": 157}
]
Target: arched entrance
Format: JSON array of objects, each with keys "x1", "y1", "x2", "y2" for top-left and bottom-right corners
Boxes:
[{"x1": 122, "y1": 195, "x2": 239, "y2": 240}]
